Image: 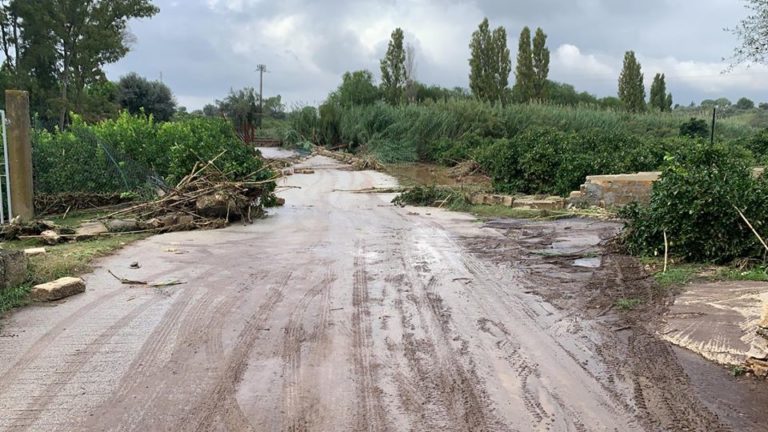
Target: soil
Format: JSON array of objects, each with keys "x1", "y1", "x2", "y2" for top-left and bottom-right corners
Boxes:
[{"x1": 0, "y1": 155, "x2": 765, "y2": 431}]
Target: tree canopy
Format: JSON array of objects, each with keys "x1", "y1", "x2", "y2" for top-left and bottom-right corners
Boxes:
[
  {"x1": 729, "y1": 0, "x2": 768, "y2": 66},
  {"x1": 649, "y1": 73, "x2": 672, "y2": 112},
  {"x1": 380, "y1": 28, "x2": 406, "y2": 104},
  {"x1": 0, "y1": 0, "x2": 159, "y2": 129},
  {"x1": 618, "y1": 51, "x2": 646, "y2": 112},
  {"x1": 117, "y1": 72, "x2": 176, "y2": 122},
  {"x1": 469, "y1": 18, "x2": 511, "y2": 103}
]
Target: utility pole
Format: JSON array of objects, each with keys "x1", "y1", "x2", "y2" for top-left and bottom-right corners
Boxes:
[{"x1": 256, "y1": 64, "x2": 267, "y2": 128}]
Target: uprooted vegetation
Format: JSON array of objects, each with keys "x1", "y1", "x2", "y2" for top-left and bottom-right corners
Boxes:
[{"x1": 99, "y1": 157, "x2": 279, "y2": 232}]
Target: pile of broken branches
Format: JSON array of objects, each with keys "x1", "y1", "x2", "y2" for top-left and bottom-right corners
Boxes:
[{"x1": 99, "y1": 155, "x2": 279, "y2": 232}]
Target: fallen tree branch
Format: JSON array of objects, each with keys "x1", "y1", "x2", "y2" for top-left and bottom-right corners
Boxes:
[{"x1": 734, "y1": 205, "x2": 768, "y2": 253}]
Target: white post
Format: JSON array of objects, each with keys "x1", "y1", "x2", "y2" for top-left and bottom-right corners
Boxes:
[{"x1": 2, "y1": 109, "x2": 13, "y2": 221}]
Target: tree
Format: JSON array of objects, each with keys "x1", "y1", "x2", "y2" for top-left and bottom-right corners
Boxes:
[
  {"x1": 618, "y1": 51, "x2": 646, "y2": 112},
  {"x1": 716, "y1": 97, "x2": 733, "y2": 107},
  {"x1": 202, "y1": 104, "x2": 219, "y2": 117},
  {"x1": 380, "y1": 28, "x2": 406, "y2": 105},
  {"x1": 736, "y1": 97, "x2": 756, "y2": 109},
  {"x1": 679, "y1": 118, "x2": 709, "y2": 139},
  {"x1": 469, "y1": 18, "x2": 511, "y2": 102},
  {"x1": 217, "y1": 88, "x2": 259, "y2": 140},
  {"x1": 0, "y1": 0, "x2": 159, "y2": 129},
  {"x1": 649, "y1": 73, "x2": 672, "y2": 112},
  {"x1": 759, "y1": 102, "x2": 768, "y2": 110},
  {"x1": 337, "y1": 70, "x2": 380, "y2": 107},
  {"x1": 512, "y1": 27, "x2": 534, "y2": 103},
  {"x1": 728, "y1": 0, "x2": 768, "y2": 67},
  {"x1": 531, "y1": 28, "x2": 550, "y2": 101},
  {"x1": 404, "y1": 43, "x2": 417, "y2": 103},
  {"x1": 117, "y1": 72, "x2": 176, "y2": 121}
]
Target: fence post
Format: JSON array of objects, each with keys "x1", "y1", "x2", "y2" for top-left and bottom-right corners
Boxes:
[{"x1": 5, "y1": 90, "x2": 34, "y2": 222}]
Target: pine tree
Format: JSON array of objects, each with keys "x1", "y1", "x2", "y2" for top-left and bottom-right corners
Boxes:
[
  {"x1": 618, "y1": 51, "x2": 646, "y2": 112},
  {"x1": 380, "y1": 28, "x2": 406, "y2": 105},
  {"x1": 513, "y1": 27, "x2": 534, "y2": 103},
  {"x1": 531, "y1": 27, "x2": 550, "y2": 101},
  {"x1": 469, "y1": 18, "x2": 511, "y2": 102}
]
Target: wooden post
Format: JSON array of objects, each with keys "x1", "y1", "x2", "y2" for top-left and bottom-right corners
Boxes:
[{"x1": 5, "y1": 90, "x2": 34, "y2": 221}]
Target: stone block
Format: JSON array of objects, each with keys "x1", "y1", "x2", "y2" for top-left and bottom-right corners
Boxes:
[
  {"x1": 24, "y1": 247, "x2": 46, "y2": 256},
  {"x1": 31, "y1": 277, "x2": 85, "y2": 301},
  {"x1": 0, "y1": 250, "x2": 27, "y2": 292}
]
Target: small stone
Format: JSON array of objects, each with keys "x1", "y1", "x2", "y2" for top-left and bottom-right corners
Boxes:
[
  {"x1": 40, "y1": 230, "x2": 60, "y2": 245},
  {"x1": 75, "y1": 222, "x2": 108, "y2": 237},
  {"x1": 31, "y1": 277, "x2": 85, "y2": 302},
  {"x1": 24, "y1": 247, "x2": 47, "y2": 256},
  {"x1": 130, "y1": 262, "x2": 140, "y2": 269}
]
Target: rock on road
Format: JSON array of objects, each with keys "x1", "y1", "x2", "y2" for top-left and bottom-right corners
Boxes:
[{"x1": 0, "y1": 155, "x2": 726, "y2": 431}]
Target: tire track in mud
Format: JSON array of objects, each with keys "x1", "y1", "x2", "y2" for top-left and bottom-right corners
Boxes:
[
  {"x1": 410, "y1": 219, "x2": 640, "y2": 430},
  {"x1": 352, "y1": 241, "x2": 386, "y2": 432},
  {"x1": 391, "y1": 229, "x2": 502, "y2": 432},
  {"x1": 189, "y1": 272, "x2": 291, "y2": 432},
  {"x1": 84, "y1": 274, "x2": 261, "y2": 431},
  {"x1": 0, "y1": 288, "x2": 126, "y2": 395},
  {"x1": 8, "y1": 295, "x2": 158, "y2": 430},
  {"x1": 280, "y1": 268, "x2": 336, "y2": 432}
]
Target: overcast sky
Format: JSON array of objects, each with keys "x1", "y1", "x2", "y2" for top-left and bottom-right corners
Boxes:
[{"x1": 105, "y1": 0, "x2": 768, "y2": 110}]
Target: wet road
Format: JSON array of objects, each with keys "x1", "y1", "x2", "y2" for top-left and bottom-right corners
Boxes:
[{"x1": 0, "y1": 156, "x2": 734, "y2": 431}]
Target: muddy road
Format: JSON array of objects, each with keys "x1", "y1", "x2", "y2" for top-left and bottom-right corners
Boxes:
[{"x1": 0, "y1": 155, "x2": 762, "y2": 431}]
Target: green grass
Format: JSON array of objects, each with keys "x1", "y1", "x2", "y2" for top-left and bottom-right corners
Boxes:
[
  {"x1": 654, "y1": 265, "x2": 705, "y2": 287},
  {"x1": 615, "y1": 298, "x2": 643, "y2": 311},
  {"x1": 718, "y1": 266, "x2": 768, "y2": 281},
  {"x1": 0, "y1": 233, "x2": 149, "y2": 318},
  {"x1": 0, "y1": 284, "x2": 33, "y2": 316}
]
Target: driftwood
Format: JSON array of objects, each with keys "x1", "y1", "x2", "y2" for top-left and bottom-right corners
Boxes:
[{"x1": 99, "y1": 153, "x2": 280, "y2": 232}]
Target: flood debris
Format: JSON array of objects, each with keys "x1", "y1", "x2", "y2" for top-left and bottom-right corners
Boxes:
[
  {"x1": 314, "y1": 147, "x2": 383, "y2": 170},
  {"x1": 98, "y1": 158, "x2": 279, "y2": 233},
  {"x1": 108, "y1": 270, "x2": 185, "y2": 287}
]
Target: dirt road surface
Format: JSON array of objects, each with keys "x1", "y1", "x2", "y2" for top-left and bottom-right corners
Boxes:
[{"x1": 0, "y1": 155, "x2": 762, "y2": 431}]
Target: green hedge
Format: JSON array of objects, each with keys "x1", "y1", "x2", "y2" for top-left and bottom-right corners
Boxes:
[{"x1": 33, "y1": 113, "x2": 270, "y2": 194}]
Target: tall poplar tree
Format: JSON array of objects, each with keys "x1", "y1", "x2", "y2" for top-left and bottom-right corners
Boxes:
[
  {"x1": 513, "y1": 27, "x2": 534, "y2": 103},
  {"x1": 380, "y1": 28, "x2": 406, "y2": 105},
  {"x1": 469, "y1": 18, "x2": 511, "y2": 102},
  {"x1": 649, "y1": 73, "x2": 671, "y2": 111},
  {"x1": 618, "y1": 51, "x2": 646, "y2": 112},
  {"x1": 531, "y1": 27, "x2": 550, "y2": 101}
]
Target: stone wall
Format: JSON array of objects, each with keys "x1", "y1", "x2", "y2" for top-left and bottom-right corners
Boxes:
[
  {"x1": 570, "y1": 168, "x2": 765, "y2": 209},
  {"x1": 569, "y1": 172, "x2": 660, "y2": 208}
]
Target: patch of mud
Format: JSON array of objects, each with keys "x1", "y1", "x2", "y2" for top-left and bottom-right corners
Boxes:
[
  {"x1": 461, "y1": 217, "x2": 766, "y2": 431},
  {"x1": 659, "y1": 281, "x2": 768, "y2": 365}
]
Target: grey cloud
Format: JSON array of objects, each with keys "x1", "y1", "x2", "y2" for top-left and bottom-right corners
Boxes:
[{"x1": 106, "y1": 0, "x2": 761, "y2": 109}]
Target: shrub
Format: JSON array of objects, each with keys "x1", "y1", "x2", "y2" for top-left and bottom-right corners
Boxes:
[
  {"x1": 33, "y1": 113, "x2": 272, "y2": 195},
  {"x1": 621, "y1": 140, "x2": 768, "y2": 263},
  {"x1": 159, "y1": 117, "x2": 268, "y2": 184},
  {"x1": 679, "y1": 117, "x2": 709, "y2": 139}
]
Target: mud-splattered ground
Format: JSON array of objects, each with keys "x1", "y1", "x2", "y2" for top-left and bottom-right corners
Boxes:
[{"x1": 0, "y1": 155, "x2": 765, "y2": 431}]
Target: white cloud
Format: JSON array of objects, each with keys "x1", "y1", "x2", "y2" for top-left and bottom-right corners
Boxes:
[{"x1": 552, "y1": 44, "x2": 615, "y2": 80}]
